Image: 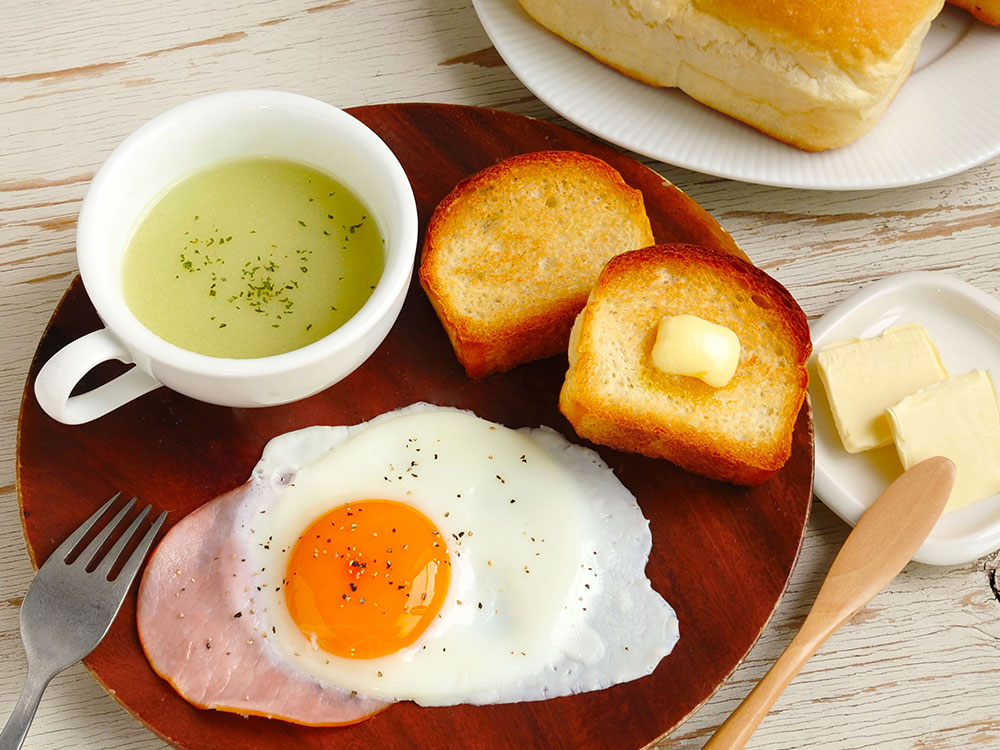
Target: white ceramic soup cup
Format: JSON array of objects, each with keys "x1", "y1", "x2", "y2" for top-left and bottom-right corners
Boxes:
[{"x1": 34, "y1": 90, "x2": 417, "y2": 424}]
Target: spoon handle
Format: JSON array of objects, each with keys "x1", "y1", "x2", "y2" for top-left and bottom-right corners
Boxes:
[
  {"x1": 703, "y1": 455, "x2": 956, "y2": 750},
  {"x1": 701, "y1": 611, "x2": 834, "y2": 749}
]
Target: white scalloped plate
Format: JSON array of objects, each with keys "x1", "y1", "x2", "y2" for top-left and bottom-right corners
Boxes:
[
  {"x1": 809, "y1": 273, "x2": 1000, "y2": 565},
  {"x1": 473, "y1": 0, "x2": 1000, "y2": 190}
]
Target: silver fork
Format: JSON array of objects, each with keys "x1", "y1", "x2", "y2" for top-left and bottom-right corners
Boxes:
[{"x1": 0, "y1": 493, "x2": 166, "y2": 750}]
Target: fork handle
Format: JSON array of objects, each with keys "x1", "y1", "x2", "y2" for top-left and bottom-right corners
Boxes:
[{"x1": 0, "y1": 662, "x2": 57, "y2": 750}]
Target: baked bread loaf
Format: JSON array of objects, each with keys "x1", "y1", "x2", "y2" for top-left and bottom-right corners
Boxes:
[
  {"x1": 419, "y1": 150, "x2": 654, "y2": 379},
  {"x1": 948, "y1": 0, "x2": 1000, "y2": 25},
  {"x1": 518, "y1": 0, "x2": 944, "y2": 151},
  {"x1": 559, "y1": 244, "x2": 811, "y2": 485}
]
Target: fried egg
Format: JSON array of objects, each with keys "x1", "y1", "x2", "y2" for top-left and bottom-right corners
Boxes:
[{"x1": 137, "y1": 404, "x2": 678, "y2": 723}]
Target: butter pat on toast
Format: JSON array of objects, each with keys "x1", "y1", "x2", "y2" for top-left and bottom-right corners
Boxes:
[
  {"x1": 559, "y1": 244, "x2": 811, "y2": 485},
  {"x1": 419, "y1": 150, "x2": 654, "y2": 379}
]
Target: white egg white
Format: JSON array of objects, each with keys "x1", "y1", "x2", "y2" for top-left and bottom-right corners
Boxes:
[{"x1": 231, "y1": 403, "x2": 679, "y2": 706}]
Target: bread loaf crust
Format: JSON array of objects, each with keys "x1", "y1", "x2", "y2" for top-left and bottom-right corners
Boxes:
[
  {"x1": 419, "y1": 150, "x2": 654, "y2": 379},
  {"x1": 947, "y1": 0, "x2": 1000, "y2": 25},
  {"x1": 518, "y1": 0, "x2": 944, "y2": 151},
  {"x1": 559, "y1": 244, "x2": 811, "y2": 485}
]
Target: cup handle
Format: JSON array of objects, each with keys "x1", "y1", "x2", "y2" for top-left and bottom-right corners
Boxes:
[{"x1": 34, "y1": 329, "x2": 162, "y2": 424}]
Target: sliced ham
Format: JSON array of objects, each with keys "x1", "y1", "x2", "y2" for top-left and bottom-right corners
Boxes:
[{"x1": 136, "y1": 484, "x2": 390, "y2": 725}]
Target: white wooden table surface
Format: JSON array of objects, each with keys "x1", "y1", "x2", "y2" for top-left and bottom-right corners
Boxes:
[{"x1": 1, "y1": 2, "x2": 998, "y2": 748}]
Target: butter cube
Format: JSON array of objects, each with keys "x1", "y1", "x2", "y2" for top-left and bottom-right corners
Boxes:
[
  {"x1": 816, "y1": 323, "x2": 947, "y2": 453},
  {"x1": 651, "y1": 314, "x2": 740, "y2": 388},
  {"x1": 887, "y1": 370, "x2": 1000, "y2": 512}
]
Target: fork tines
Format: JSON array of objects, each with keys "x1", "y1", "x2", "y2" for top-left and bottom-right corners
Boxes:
[{"x1": 52, "y1": 493, "x2": 167, "y2": 580}]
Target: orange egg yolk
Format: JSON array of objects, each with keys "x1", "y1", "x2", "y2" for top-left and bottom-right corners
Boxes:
[{"x1": 283, "y1": 500, "x2": 450, "y2": 659}]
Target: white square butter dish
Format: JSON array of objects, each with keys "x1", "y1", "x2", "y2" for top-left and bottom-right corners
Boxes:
[{"x1": 809, "y1": 272, "x2": 1000, "y2": 565}]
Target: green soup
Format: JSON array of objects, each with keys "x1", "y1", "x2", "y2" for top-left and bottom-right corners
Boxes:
[{"x1": 122, "y1": 157, "x2": 385, "y2": 359}]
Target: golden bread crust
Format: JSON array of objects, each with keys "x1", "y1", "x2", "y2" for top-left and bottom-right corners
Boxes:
[
  {"x1": 694, "y1": 0, "x2": 942, "y2": 67},
  {"x1": 947, "y1": 0, "x2": 1000, "y2": 24},
  {"x1": 419, "y1": 150, "x2": 654, "y2": 379},
  {"x1": 559, "y1": 244, "x2": 811, "y2": 485}
]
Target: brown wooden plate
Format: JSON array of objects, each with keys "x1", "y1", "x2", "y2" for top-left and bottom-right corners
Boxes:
[{"x1": 16, "y1": 103, "x2": 813, "y2": 750}]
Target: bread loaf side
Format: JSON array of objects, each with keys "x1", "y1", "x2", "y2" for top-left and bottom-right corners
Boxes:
[{"x1": 518, "y1": 0, "x2": 944, "y2": 151}]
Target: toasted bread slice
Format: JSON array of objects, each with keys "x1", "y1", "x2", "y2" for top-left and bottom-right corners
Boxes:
[
  {"x1": 419, "y1": 150, "x2": 654, "y2": 379},
  {"x1": 559, "y1": 244, "x2": 811, "y2": 485}
]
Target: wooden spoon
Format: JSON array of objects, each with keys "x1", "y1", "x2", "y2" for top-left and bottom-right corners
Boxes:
[{"x1": 703, "y1": 455, "x2": 956, "y2": 750}]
